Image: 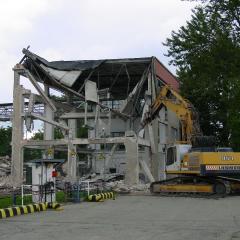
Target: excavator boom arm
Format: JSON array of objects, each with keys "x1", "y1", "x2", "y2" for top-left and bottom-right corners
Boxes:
[{"x1": 150, "y1": 85, "x2": 201, "y2": 142}]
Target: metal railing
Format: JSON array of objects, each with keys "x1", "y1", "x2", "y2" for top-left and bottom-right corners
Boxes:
[
  {"x1": 21, "y1": 184, "x2": 32, "y2": 206},
  {"x1": 21, "y1": 184, "x2": 55, "y2": 205}
]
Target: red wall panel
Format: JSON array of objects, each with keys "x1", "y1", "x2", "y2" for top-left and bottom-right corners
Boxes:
[{"x1": 154, "y1": 58, "x2": 179, "y2": 91}]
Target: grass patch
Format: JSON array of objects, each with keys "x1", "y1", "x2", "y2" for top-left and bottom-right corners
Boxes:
[
  {"x1": 0, "y1": 195, "x2": 32, "y2": 209},
  {"x1": 0, "y1": 190, "x2": 104, "y2": 208},
  {"x1": 60, "y1": 190, "x2": 98, "y2": 202},
  {"x1": 56, "y1": 191, "x2": 65, "y2": 203},
  {"x1": 0, "y1": 196, "x2": 12, "y2": 209}
]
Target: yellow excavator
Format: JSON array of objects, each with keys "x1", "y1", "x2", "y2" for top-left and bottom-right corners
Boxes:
[{"x1": 147, "y1": 85, "x2": 240, "y2": 196}]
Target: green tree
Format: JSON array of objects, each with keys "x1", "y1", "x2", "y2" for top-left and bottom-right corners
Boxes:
[
  {"x1": 24, "y1": 121, "x2": 88, "y2": 161},
  {"x1": 24, "y1": 130, "x2": 43, "y2": 161},
  {"x1": 24, "y1": 128, "x2": 65, "y2": 161},
  {"x1": 164, "y1": 0, "x2": 240, "y2": 149},
  {"x1": 0, "y1": 127, "x2": 12, "y2": 156},
  {"x1": 0, "y1": 119, "x2": 88, "y2": 160}
]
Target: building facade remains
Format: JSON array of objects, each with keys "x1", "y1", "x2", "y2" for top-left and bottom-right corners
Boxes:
[{"x1": 7, "y1": 48, "x2": 180, "y2": 186}]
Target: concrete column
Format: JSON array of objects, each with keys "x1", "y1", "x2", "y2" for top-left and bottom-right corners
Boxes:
[
  {"x1": 124, "y1": 137, "x2": 139, "y2": 185},
  {"x1": 67, "y1": 144, "x2": 77, "y2": 182},
  {"x1": 158, "y1": 152, "x2": 166, "y2": 180},
  {"x1": 11, "y1": 70, "x2": 24, "y2": 186},
  {"x1": 149, "y1": 119, "x2": 162, "y2": 181},
  {"x1": 43, "y1": 85, "x2": 54, "y2": 162},
  {"x1": 43, "y1": 85, "x2": 54, "y2": 141},
  {"x1": 149, "y1": 117, "x2": 167, "y2": 181},
  {"x1": 67, "y1": 118, "x2": 77, "y2": 182}
]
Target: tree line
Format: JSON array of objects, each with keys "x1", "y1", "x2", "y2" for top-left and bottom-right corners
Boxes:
[
  {"x1": 0, "y1": 123, "x2": 87, "y2": 160},
  {"x1": 164, "y1": 0, "x2": 240, "y2": 150}
]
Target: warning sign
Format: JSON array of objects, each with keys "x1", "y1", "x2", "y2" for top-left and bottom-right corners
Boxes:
[{"x1": 98, "y1": 152, "x2": 105, "y2": 160}]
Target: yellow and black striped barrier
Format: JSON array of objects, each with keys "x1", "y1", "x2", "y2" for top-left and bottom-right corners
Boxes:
[
  {"x1": 45, "y1": 202, "x2": 63, "y2": 211},
  {"x1": 88, "y1": 192, "x2": 115, "y2": 202},
  {"x1": 0, "y1": 203, "x2": 44, "y2": 219},
  {"x1": 0, "y1": 202, "x2": 62, "y2": 219}
]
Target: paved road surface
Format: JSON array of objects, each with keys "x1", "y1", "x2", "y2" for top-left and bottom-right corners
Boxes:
[{"x1": 1, "y1": 195, "x2": 240, "y2": 240}]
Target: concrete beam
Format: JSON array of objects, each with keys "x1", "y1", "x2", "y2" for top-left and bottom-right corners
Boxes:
[
  {"x1": 30, "y1": 113, "x2": 69, "y2": 131},
  {"x1": 139, "y1": 159, "x2": 155, "y2": 182},
  {"x1": 22, "y1": 139, "x2": 68, "y2": 146},
  {"x1": 22, "y1": 138, "x2": 116, "y2": 147},
  {"x1": 60, "y1": 112, "x2": 109, "y2": 119},
  {"x1": 72, "y1": 137, "x2": 126, "y2": 145},
  {"x1": 25, "y1": 69, "x2": 57, "y2": 112},
  {"x1": 22, "y1": 136, "x2": 150, "y2": 147}
]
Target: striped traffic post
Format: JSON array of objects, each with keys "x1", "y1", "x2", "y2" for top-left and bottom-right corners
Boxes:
[{"x1": 88, "y1": 192, "x2": 115, "y2": 202}]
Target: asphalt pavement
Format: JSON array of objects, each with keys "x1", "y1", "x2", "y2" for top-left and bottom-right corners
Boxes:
[{"x1": 1, "y1": 195, "x2": 240, "y2": 240}]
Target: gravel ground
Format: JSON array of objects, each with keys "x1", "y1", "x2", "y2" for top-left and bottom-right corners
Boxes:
[{"x1": 1, "y1": 195, "x2": 240, "y2": 240}]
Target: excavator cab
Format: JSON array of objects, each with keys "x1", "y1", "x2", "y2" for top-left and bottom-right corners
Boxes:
[{"x1": 166, "y1": 144, "x2": 191, "y2": 172}]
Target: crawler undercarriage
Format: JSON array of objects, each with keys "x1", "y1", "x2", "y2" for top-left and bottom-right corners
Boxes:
[{"x1": 150, "y1": 175, "x2": 240, "y2": 198}]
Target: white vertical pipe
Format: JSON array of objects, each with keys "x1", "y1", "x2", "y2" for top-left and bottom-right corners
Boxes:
[{"x1": 21, "y1": 185, "x2": 24, "y2": 206}]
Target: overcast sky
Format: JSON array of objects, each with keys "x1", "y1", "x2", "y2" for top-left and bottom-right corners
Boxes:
[{"x1": 0, "y1": 0, "x2": 197, "y2": 103}]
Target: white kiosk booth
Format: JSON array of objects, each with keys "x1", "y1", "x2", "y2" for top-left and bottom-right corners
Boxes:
[{"x1": 30, "y1": 159, "x2": 64, "y2": 203}]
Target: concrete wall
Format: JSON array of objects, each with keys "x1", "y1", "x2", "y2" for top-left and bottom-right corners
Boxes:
[{"x1": 85, "y1": 95, "x2": 181, "y2": 181}]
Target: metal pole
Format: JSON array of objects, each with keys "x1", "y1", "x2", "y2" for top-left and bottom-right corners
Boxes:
[
  {"x1": 103, "y1": 129, "x2": 106, "y2": 189},
  {"x1": 21, "y1": 185, "x2": 24, "y2": 206},
  {"x1": 87, "y1": 181, "x2": 90, "y2": 196},
  {"x1": 41, "y1": 159, "x2": 43, "y2": 202},
  {"x1": 104, "y1": 142, "x2": 106, "y2": 183},
  {"x1": 77, "y1": 184, "x2": 80, "y2": 203}
]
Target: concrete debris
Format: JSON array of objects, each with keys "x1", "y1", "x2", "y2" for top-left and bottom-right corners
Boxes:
[
  {"x1": 79, "y1": 173, "x2": 150, "y2": 193},
  {"x1": 106, "y1": 180, "x2": 150, "y2": 193},
  {"x1": 0, "y1": 156, "x2": 14, "y2": 191},
  {"x1": 0, "y1": 176, "x2": 13, "y2": 188},
  {"x1": 0, "y1": 156, "x2": 11, "y2": 177},
  {"x1": 80, "y1": 173, "x2": 124, "y2": 183},
  {"x1": 57, "y1": 173, "x2": 150, "y2": 194}
]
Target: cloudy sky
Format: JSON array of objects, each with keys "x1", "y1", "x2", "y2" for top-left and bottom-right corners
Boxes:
[{"x1": 0, "y1": 0, "x2": 197, "y2": 103}]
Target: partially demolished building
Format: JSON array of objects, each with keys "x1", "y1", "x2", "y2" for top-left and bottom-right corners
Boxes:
[{"x1": 11, "y1": 48, "x2": 179, "y2": 186}]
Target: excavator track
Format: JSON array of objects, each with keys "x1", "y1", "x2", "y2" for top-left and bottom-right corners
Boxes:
[{"x1": 150, "y1": 176, "x2": 236, "y2": 198}]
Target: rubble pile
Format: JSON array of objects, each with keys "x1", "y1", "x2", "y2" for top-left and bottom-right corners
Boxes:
[
  {"x1": 57, "y1": 171, "x2": 150, "y2": 194},
  {"x1": 0, "y1": 176, "x2": 12, "y2": 189},
  {"x1": 0, "y1": 156, "x2": 11, "y2": 177},
  {"x1": 79, "y1": 173, "x2": 150, "y2": 194},
  {"x1": 0, "y1": 156, "x2": 13, "y2": 189},
  {"x1": 106, "y1": 180, "x2": 150, "y2": 193}
]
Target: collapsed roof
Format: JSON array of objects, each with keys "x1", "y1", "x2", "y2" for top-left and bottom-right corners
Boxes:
[
  {"x1": 21, "y1": 48, "x2": 152, "y2": 100},
  {"x1": 20, "y1": 49, "x2": 179, "y2": 118}
]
